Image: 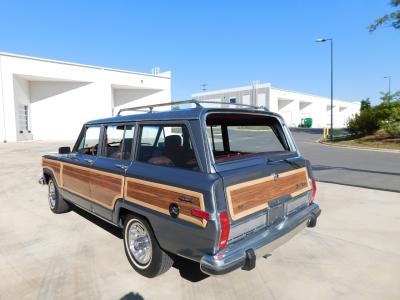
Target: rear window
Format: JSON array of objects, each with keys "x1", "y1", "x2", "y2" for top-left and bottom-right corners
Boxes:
[{"x1": 206, "y1": 113, "x2": 290, "y2": 163}]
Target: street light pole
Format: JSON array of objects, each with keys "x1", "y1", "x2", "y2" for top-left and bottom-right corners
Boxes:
[
  {"x1": 384, "y1": 76, "x2": 391, "y2": 98},
  {"x1": 316, "y1": 38, "x2": 334, "y2": 140}
]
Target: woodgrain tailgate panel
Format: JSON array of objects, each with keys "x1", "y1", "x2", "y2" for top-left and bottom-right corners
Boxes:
[{"x1": 226, "y1": 167, "x2": 311, "y2": 220}]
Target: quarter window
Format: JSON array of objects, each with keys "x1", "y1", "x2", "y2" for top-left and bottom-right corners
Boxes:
[
  {"x1": 138, "y1": 124, "x2": 199, "y2": 171},
  {"x1": 77, "y1": 126, "x2": 101, "y2": 156}
]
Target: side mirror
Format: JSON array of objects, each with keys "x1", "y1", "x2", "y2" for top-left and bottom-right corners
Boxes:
[{"x1": 58, "y1": 146, "x2": 71, "y2": 154}]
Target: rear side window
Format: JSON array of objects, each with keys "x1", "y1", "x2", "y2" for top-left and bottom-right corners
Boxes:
[
  {"x1": 77, "y1": 126, "x2": 101, "y2": 156},
  {"x1": 206, "y1": 113, "x2": 289, "y2": 163},
  {"x1": 138, "y1": 124, "x2": 199, "y2": 171},
  {"x1": 101, "y1": 124, "x2": 135, "y2": 160}
]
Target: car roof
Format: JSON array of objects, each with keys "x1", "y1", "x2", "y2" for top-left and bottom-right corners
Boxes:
[{"x1": 85, "y1": 107, "x2": 281, "y2": 125}]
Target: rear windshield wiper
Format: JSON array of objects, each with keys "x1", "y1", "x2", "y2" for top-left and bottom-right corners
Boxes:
[{"x1": 266, "y1": 152, "x2": 302, "y2": 168}]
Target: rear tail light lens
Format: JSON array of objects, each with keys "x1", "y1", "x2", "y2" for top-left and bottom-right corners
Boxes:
[
  {"x1": 219, "y1": 211, "x2": 230, "y2": 250},
  {"x1": 310, "y1": 179, "x2": 317, "y2": 204},
  {"x1": 191, "y1": 209, "x2": 210, "y2": 220}
]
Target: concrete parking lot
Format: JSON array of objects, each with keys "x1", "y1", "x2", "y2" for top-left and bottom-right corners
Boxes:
[{"x1": 1, "y1": 141, "x2": 400, "y2": 300}]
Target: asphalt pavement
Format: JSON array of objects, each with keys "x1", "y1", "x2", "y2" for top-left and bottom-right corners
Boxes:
[{"x1": 290, "y1": 129, "x2": 400, "y2": 192}]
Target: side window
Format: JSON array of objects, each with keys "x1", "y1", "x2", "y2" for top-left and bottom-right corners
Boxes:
[
  {"x1": 140, "y1": 125, "x2": 160, "y2": 146},
  {"x1": 77, "y1": 126, "x2": 101, "y2": 156},
  {"x1": 122, "y1": 125, "x2": 135, "y2": 160},
  {"x1": 101, "y1": 124, "x2": 135, "y2": 160},
  {"x1": 207, "y1": 125, "x2": 224, "y2": 152},
  {"x1": 102, "y1": 125, "x2": 125, "y2": 159},
  {"x1": 138, "y1": 124, "x2": 199, "y2": 171}
]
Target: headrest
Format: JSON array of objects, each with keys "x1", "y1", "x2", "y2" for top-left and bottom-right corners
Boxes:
[{"x1": 165, "y1": 135, "x2": 182, "y2": 149}]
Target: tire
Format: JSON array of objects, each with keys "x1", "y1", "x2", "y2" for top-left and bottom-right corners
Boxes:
[
  {"x1": 123, "y1": 215, "x2": 173, "y2": 278},
  {"x1": 48, "y1": 177, "x2": 70, "y2": 214}
]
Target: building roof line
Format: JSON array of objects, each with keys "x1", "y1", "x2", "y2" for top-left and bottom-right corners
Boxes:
[
  {"x1": 0, "y1": 51, "x2": 171, "y2": 79},
  {"x1": 271, "y1": 86, "x2": 357, "y2": 104},
  {"x1": 193, "y1": 82, "x2": 360, "y2": 106},
  {"x1": 192, "y1": 83, "x2": 271, "y2": 97}
]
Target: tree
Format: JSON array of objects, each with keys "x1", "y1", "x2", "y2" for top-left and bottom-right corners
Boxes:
[
  {"x1": 347, "y1": 91, "x2": 400, "y2": 137},
  {"x1": 380, "y1": 90, "x2": 400, "y2": 102},
  {"x1": 360, "y1": 98, "x2": 371, "y2": 111},
  {"x1": 368, "y1": 0, "x2": 400, "y2": 32}
]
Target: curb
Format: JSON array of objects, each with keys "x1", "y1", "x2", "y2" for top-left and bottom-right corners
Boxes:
[{"x1": 315, "y1": 139, "x2": 400, "y2": 154}]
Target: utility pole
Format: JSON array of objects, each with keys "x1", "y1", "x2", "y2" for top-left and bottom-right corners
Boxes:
[
  {"x1": 384, "y1": 76, "x2": 392, "y2": 99},
  {"x1": 316, "y1": 38, "x2": 334, "y2": 140}
]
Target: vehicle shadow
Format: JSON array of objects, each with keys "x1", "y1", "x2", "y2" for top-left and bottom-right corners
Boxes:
[
  {"x1": 120, "y1": 292, "x2": 144, "y2": 300},
  {"x1": 70, "y1": 205, "x2": 210, "y2": 282},
  {"x1": 70, "y1": 205, "x2": 123, "y2": 239},
  {"x1": 172, "y1": 255, "x2": 209, "y2": 282}
]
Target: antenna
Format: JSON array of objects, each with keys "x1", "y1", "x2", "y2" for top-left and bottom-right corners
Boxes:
[{"x1": 151, "y1": 67, "x2": 160, "y2": 75}]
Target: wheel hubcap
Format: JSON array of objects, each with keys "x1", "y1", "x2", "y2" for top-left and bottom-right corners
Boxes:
[
  {"x1": 48, "y1": 180, "x2": 56, "y2": 209},
  {"x1": 128, "y1": 222, "x2": 152, "y2": 265}
]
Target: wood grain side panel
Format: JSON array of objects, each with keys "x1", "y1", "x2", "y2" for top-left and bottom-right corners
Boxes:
[
  {"x1": 62, "y1": 162, "x2": 124, "y2": 209},
  {"x1": 62, "y1": 164, "x2": 92, "y2": 199},
  {"x1": 90, "y1": 172, "x2": 124, "y2": 208},
  {"x1": 42, "y1": 158, "x2": 62, "y2": 186},
  {"x1": 227, "y1": 167, "x2": 311, "y2": 220},
  {"x1": 124, "y1": 178, "x2": 206, "y2": 227}
]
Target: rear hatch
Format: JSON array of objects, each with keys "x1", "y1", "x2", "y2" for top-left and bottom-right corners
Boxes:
[{"x1": 205, "y1": 111, "x2": 314, "y2": 243}]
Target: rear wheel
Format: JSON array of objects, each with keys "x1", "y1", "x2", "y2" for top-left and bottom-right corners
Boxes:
[
  {"x1": 123, "y1": 215, "x2": 173, "y2": 278},
  {"x1": 48, "y1": 177, "x2": 70, "y2": 214}
]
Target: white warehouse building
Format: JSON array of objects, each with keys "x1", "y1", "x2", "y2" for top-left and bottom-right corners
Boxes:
[
  {"x1": 193, "y1": 83, "x2": 360, "y2": 128},
  {"x1": 0, "y1": 52, "x2": 171, "y2": 142}
]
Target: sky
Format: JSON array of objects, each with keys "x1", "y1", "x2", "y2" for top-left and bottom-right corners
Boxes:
[{"x1": 0, "y1": 0, "x2": 398, "y2": 105}]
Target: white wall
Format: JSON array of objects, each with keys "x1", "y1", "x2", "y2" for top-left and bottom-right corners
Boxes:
[
  {"x1": 0, "y1": 53, "x2": 171, "y2": 142},
  {"x1": 193, "y1": 84, "x2": 360, "y2": 128}
]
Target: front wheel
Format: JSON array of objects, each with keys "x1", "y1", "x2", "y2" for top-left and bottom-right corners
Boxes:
[
  {"x1": 123, "y1": 215, "x2": 173, "y2": 278},
  {"x1": 48, "y1": 177, "x2": 70, "y2": 214}
]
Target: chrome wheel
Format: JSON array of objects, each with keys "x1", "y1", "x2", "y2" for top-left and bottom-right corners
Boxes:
[
  {"x1": 48, "y1": 180, "x2": 56, "y2": 209},
  {"x1": 127, "y1": 221, "x2": 152, "y2": 266}
]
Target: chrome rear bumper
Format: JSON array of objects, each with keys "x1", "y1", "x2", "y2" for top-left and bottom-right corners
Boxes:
[{"x1": 200, "y1": 203, "x2": 321, "y2": 275}]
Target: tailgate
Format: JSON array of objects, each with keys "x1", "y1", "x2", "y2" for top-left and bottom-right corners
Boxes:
[
  {"x1": 218, "y1": 160, "x2": 313, "y2": 242},
  {"x1": 226, "y1": 166, "x2": 310, "y2": 220}
]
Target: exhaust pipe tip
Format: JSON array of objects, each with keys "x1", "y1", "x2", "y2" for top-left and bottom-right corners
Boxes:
[{"x1": 38, "y1": 177, "x2": 46, "y2": 185}]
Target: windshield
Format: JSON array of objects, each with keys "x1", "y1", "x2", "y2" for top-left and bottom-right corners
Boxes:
[{"x1": 206, "y1": 113, "x2": 290, "y2": 163}]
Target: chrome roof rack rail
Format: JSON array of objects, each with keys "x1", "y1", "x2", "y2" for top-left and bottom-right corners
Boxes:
[{"x1": 117, "y1": 99, "x2": 269, "y2": 115}]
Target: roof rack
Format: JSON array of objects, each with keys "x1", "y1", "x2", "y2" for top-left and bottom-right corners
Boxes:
[{"x1": 117, "y1": 99, "x2": 269, "y2": 116}]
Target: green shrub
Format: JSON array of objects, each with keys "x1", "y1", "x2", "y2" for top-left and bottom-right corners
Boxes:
[
  {"x1": 377, "y1": 100, "x2": 400, "y2": 137},
  {"x1": 347, "y1": 94, "x2": 400, "y2": 137},
  {"x1": 347, "y1": 109, "x2": 380, "y2": 135},
  {"x1": 382, "y1": 121, "x2": 400, "y2": 136}
]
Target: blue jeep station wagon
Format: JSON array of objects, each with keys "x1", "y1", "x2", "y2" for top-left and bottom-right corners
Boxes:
[{"x1": 40, "y1": 100, "x2": 321, "y2": 278}]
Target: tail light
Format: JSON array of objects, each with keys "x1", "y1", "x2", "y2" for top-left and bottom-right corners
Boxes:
[
  {"x1": 219, "y1": 211, "x2": 230, "y2": 250},
  {"x1": 310, "y1": 179, "x2": 317, "y2": 204},
  {"x1": 191, "y1": 209, "x2": 210, "y2": 220}
]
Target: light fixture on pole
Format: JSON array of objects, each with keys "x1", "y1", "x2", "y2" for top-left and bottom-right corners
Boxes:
[{"x1": 316, "y1": 37, "x2": 333, "y2": 140}]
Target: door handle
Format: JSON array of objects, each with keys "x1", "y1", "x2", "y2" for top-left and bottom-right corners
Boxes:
[
  {"x1": 115, "y1": 164, "x2": 128, "y2": 171},
  {"x1": 84, "y1": 158, "x2": 94, "y2": 165}
]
